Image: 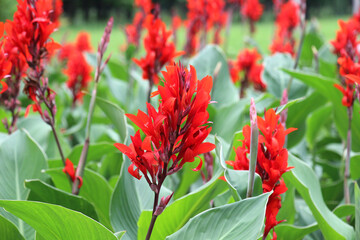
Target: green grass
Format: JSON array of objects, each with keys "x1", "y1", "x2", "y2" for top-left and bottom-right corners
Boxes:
[{"x1": 52, "y1": 15, "x2": 349, "y2": 59}]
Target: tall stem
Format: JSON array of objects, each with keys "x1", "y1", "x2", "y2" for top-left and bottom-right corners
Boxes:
[
  {"x1": 145, "y1": 192, "x2": 160, "y2": 240},
  {"x1": 72, "y1": 82, "x2": 98, "y2": 194},
  {"x1": 147, "y1": 78, "x2": 153, "y2": 105},
  {"x1": 344, "y1": 106, "x2": 353, "y2": 204}
]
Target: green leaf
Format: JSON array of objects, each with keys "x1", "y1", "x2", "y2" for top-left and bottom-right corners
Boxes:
[
  {"x1": 351, "y1": 155, "x2": 360, "y2": 180},
  {"x1": 224, "y1": 169, "x2": 262, "y2": 200},
  {"x1": 275, "y1": 223, "x2": 318, "y2": 240},
  {"x1": 306, "y1": 105, "x2": 332, "y2": 150},
  {"x1": 96, "y1": 96, "x2": 128, "y2": 143},
  {"x1": 66, "y1": 142, "x2": 119, "y2": 165},
  {"x1": 284, "y1": 153, "x2": 355, "y2": 239},
  {"x1": 25, "y1": 179, "x2": 98, "y2": 221},
  {"x1": 211, "y1": 99, "x2": 247, "y2": 140},
  {"x1": 0, "y1": 214, "x2": 25, "y2": 240},
  {"x1": 286, "y1": 91, "x2": 327, "y2": 148},
  {"x1": 174, "y1": 161, "x2": 201, "y2": 199},
  {"x1": 166, "y1": 192, "x2": 271, "y2": 240},
  {"x1": 189, "y1": 44, "x2": 238, "y2": 108},
  {"x1": 318, "y1": 44, "x2": 337, "y2": 78},
  {"x1": 45, "y1": 168, "x2": 113, "y2": 230},
  {"x1": 137, "y1": 173, "x2": 228, "y2": 240},
  {"x1": 299, "y1": 30, "x2": 324, "y2": 67},
  {"x1": 17, "y1": 117, "x2": 71, "y2": 158},
  {"x1": 284, "y1": 69, "x2": 360, "y2": 152},
  {"x1": 355, "y1": 182, "x2": 360, "y2": 239},
  {"x1": 0, "y1": 200, "x2": 117, "y2": 240},
  {"x1": 110, "y1": 158, "x2": 172, "y2": 240},
  {"x1": 0, "y1": 129, "x2": 47, "y2": 239},
  {"x1": 262, "y1": 53, "x2": 307, "y2": 100}
]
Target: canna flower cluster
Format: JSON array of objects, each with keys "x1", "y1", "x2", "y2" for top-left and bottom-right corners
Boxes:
[
  {"x1": 124, "y1": 0, "x2": 153, "y2": 48},
  {"x1": 229, "y1": 48, "x2": 266, "y2": 98},
  {"x1": 4, "y1": 0, "x2": 62, "y2": 124},
  {"x1": 226, "y1": 109, "x2": 296, "y2": 240},
  {"x1": 133, "y1": 7, "x2": 183, "y2": 90},
  {"x1": 184, "y1": 0, "x2": 227, "y2": 56},
  {"x1": 114, "y1": 62, "x2": 215, "y2": 209},
  {"x1": 59, "y1": 32, "x2": 93, "y2": 104},
  {"x1": 270, "y1": 0, "x2": 300, "y2": 56},
  {"x1": 241, "y1": 0, "x2": 264, "y2": 34},
  {"x1": 331, "y1": 15, "x2": 360, "y2": 107}
]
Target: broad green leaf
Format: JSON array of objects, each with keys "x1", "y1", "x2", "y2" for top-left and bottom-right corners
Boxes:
[
  {"x1": 17, "y1": 117, "x2": 71, "y2": 158},
  {"x1": 0, "y1": 214, "x2": 24, "y2": 240},
  {"x1": 96, "y1": 96, "x2": 128, "y2": 143},
  {"x1": 25, "y1": 180, "x2": 98, "y2": 221},
  {"x1": 224, "y1": 169, "x2": 262, "y2": 200},
  {"x1": 351, "y1": 155, "x2": 360, "y2": 180},
  {"x1": 275, "y1": 97, "x2": 305, "y2": 115},
  {"x1": 137, "y1": 173, "x2": 228, "y2": 240},
  {"x1": 115, "y1": 231, "x2": 126, "y2": 239},
  {"x1": 306, "y1": 105, "x2": 332, "y2": 150},
  {"x1": 189, "y1": 44, "x2": 238, "y2": 108},
  {"x1": 318, "y1": 44, "x2": 337, "y2": 78},
  {"x1": 333, "y1": 204, "x2": 355, "y2": 219},
  {"x1": 166, "y1": 192, "x2": 271, "y2": 240},
  {"x1": 99, "y1": 153, "x2": 123, "y2": 180},
  {"x1": 46, "y1": 168, "x2": 113, "y2": 230},
  {"x1": 284, "y1": 69, "x2": 360, "y2": 152},
  {"x1": 66, "y1": 142, "x2": 119, "y2": 165},
  {"x1": 355, "y1": 182, "x2": 360, "y2": 239},
  {"x1": 275, "y1": 223, "x2": 318, "y2": 240},
  {"x1": 211, "y1": 99, "x2": 247, "y2": 140},
  {"x1": 0, "y1": 129, "x2": 47, "y2": 239},
  {"x1": 286, "y1": 91, "x2": 327, "y2": 148},
  {"x1": 284, "y1": 153, "x2": 355, "y2": 239},
  {"x1": 110, "y1": 158, "x2": 172, "y2": 240},
  {"x1": 0, "y1": 200, "x2": 116, "y2": 240},
  {"x1": 174, "y1": 160, "x2": 201, "y2": 199},
  {"x1": 262, "y1": 53, "x2": 307, "y2": 100},
  {"x1": 299, "y1": 30, "x2": 324, "y2": 67},
  {"x1": 277, "y1": 183, "x2": 296, "y2": 224}
]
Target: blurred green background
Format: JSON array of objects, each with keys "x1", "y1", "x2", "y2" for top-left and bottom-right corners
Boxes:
[{"x1": 0, "y1": 0, "x2": 353, "y2": 56}]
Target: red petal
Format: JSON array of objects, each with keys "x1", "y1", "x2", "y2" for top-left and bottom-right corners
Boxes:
[
  {"x1": 24, "y1": 105, "x2": 32, "y2": 118},
  {"x1": 128, "y1": 163, "x2": 142, "y2": 180},
  {"x1": 199, "y1": 76, "x2": 213, "y2": 94},
  {"x1": 346, "y1": 74, "x2": 360, "y2": 84},
  {"x1": 141, "y1": 136, "x2": 152, "y2": 151},
  {"x1": 218, "y1": 176, "x2": 227, "y2": 182},
  {"x1": 114, "y1": 143, "x2": 132, "y2": 154},
  {"x1": 334, "y1": 83, "x2": 346, "y2": 95},
  {"x1": 77, "y1": 176, "x2": 83, "y2": 188},
  {"x1": 63, "y1": 159, "x2": 76, "y2": 181},
  {"x1": 192, "y1": 156, "x2": 203, "y2": 171},
  {"x1": 194, "y1": 142, "x2": 216, "y2": 155}
]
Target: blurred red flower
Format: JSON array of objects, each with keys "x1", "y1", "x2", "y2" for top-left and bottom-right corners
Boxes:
[{"x1": 226, "y1": 109, "x2": 296, "y2": 240}]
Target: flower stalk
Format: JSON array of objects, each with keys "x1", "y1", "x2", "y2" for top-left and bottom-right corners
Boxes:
[
  {"x1": 72, "y1": 17, "x2": 113, "y2": 195},
  {"x1": 247, "y1": 98, "x2": 259, "y2": 198}
]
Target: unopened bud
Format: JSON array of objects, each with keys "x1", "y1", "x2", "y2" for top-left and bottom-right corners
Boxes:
[{"x1": 154, "y1": 192, "x2": 174, "y2": 216}]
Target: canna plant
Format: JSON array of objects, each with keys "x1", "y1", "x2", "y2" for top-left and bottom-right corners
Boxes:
[{"x1": 114, "y1": 62, "x2": 215, "y2": 239}]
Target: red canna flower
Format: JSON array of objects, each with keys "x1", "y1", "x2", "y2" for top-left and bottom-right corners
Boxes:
[
  {"x1": 228, "y1": 60, "x2": 240, "y2": 83},
  {"x1": 63, "y1": 51, "x2": 92, "y2": 103},
  {"x1": 270, "y1": 0, "x2": 299, "y2": 56},
  {"x1": 241, "y1": 0, "x2": 264, "y2": 33},
  {"x1": 226, "y1": 108, "x2": 296, "y2": 240},
  {"x1": 331, "y1": 19, "x2": 359, "y2": 57},
  {"x1": 125, "y1": 12, "x2": 145, "y2": 48},
  {"x1": 231, "y1": 48, "x2": 266, "y2": 96},
  {"x1": 63, "y1": 158, "x2": 83, "y2": 188},
  {"x1": 5, "y1": 0, "x2": 62, "y2": 123},
  {"x1": 114, "y1": 62, "x2": 215, "y2": 187},
  {"x1": 75, "y1": 32, "x2": 92, "y2": 52},
  {"x1": 236, "y1": 48, "x2": 261, "y2": 72},
  {"x1": 133, "y1": 13, "x2": 183, "y2": 86},
  {"x1": 59, "y1": 32, "x2": 93, "y2": 104}
]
